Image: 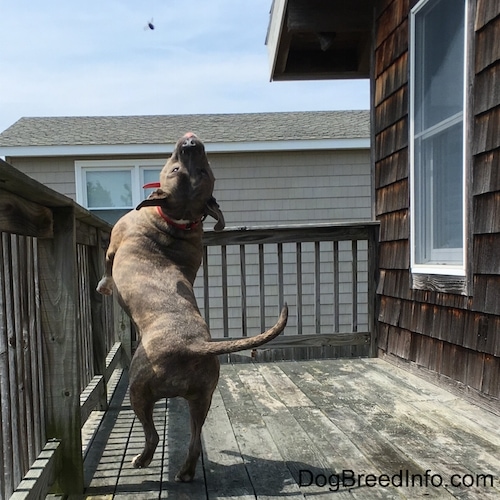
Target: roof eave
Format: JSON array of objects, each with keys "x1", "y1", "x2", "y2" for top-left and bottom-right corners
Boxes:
[
  {"x1": 0, "y1": 138, "x2": 370, "y2": 158},
  {"x1": 267, "y1": 0, "x2": 373, "y2": 82}
]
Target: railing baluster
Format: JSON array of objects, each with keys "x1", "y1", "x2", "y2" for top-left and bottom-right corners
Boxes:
[
  {"x1": 296, "y1": 242, "x2": 303, "y2": 335},
  {"x1": 240, "y1": 245, "x2": 247, "y2": 337},
  {"x1": 221, "y1": 245, "x2": 228, "y2": 337},
  {"x1": 352, "y1": 240, "x2": 358, "y2": 333},
  {"x1": 203, "y1": 246, "x2": 210, "y2": 328},
  {"x1": 314, "y1": 241, "x2": 321, "y2": 334},
  {"x1": 333, "y1": 240, "x2": 339, "y2": 333},
  {"x1": 27, "y1": 236, "x2": 43, "y2": 457},
  {"x1": 2, "y1": 233, "x2": 21, "y2": 491},
  {"x1": 14, "y1": 234, "x2": 31, "y2": 473},
  {"x1": 259, "y1": 244, "x2": 265, "y2": 332},
  {"x1": 277, "y1": 242, "x2": 284, "y2": 309},
  {"x1": 32, "y1": 237, "x2": 46, "y2": 451}
]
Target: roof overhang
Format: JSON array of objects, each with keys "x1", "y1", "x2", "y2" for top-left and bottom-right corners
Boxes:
[
  {"x1": 0, "y1": 138, "x2": 370, "y2": 159},
  {"x1": 267, "y1": 0, "x2": 373, "y2": 81}
]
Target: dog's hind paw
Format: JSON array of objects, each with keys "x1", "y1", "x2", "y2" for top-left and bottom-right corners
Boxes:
[
  {"x1": 175, "y1": 471, "x2": 195, "y2": 483},
  {"x1": 132, "y1": 453, "x2": 151, "y2": 469},
  {"x1": 96, "y1": 276, "x2": 114, "y2": 295}
]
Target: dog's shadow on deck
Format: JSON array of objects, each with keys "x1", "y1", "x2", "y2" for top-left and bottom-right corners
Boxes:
[{"x1": 201, "y1": 450, "x2": 344, "y2": 497}]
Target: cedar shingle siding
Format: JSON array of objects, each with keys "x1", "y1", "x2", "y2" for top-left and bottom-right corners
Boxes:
[{"x1": 375, "y1": 0, "x2": 500, "y2": 401}]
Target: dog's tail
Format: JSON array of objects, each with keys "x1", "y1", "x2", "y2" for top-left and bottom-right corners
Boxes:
[{"x1": 191, "y1": 304, "x2": 288, "y2": 356}]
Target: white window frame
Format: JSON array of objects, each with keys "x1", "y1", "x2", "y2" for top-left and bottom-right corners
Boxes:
[
  {"x1": 75, "y1": 159, "x2": 166, "y2": 212},
  {"x1": 409, "y1": 0, "x2": 468, "y2": 277}
]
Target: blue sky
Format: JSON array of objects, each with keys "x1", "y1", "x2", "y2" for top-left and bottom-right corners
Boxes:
[{"x1": 0, "y1": 0, "x2": 370, "y2": 133}]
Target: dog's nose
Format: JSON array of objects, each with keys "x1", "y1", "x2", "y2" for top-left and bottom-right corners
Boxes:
[{"x1": 182, "y1": 132, "x2": 196, "y2": 148}]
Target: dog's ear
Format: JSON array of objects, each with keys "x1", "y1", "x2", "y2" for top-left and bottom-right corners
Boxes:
[
  {"x1": 136, "y1": 189, "x2": 168, "y2": 210},
  {"x1": 205, "y1": 196, "x2": 225, "y2": 232}
]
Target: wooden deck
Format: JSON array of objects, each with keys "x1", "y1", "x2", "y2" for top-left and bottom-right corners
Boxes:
[{"x1": 82, "y1": 359, "x2": 500, "y2": 499}]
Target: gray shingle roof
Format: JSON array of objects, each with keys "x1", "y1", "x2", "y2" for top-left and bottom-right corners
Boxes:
[{"x1": 0, "y1": 111, "x2": 369, "y2": 147}]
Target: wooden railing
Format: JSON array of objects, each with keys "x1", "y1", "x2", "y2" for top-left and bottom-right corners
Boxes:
[
  {"x1": 198, "y1": 221, "x2": 379, "y2": 361},
  {"x1": 0, "y1": 159, "x2": 129, "y2": 499}
]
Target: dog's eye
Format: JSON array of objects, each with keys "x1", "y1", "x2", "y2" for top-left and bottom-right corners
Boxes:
[{"x1": 171, "y1": 167, "x2": 179, "y2": 173}]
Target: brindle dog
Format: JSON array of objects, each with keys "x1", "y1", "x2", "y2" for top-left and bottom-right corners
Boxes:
[{"x1": 97, "y1": 133, "x2": 288, "y2": 481}]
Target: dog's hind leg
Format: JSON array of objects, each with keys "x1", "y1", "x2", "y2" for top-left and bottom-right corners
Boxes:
[
  {"x1": 175, "y1": 395, "x2": 212, "y2": 482},
  {"x1": 130, "y1": 393, "x2": 159, "y2": 469}
]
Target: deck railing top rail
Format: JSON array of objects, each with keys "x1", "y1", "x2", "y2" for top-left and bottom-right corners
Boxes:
[
  {"x1": 0, "y1": 157, "x2": 110, "y2": 230},
  {"x1": 203, "y1": 221, "x2": 380, "y2": 246}
]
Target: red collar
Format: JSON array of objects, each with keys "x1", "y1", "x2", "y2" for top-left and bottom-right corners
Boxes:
[
  {"x1": 156, "y1": 206, "x2": 201, "y2": 231},
  {"x1": 144, "y1": 182, "x2": 201, "y2": 230}
]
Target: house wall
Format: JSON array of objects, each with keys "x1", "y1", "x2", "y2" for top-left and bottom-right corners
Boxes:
[
  {"x1": 7, "y1": 156, "x2": 78, "y2": 200},
  {"x1": 208, "y1": 149, "x2": 371, "y2": 228},
  {"x1": 7, "y1": 149, "x2": 371, "y2": 227},
  {"x1": 374, "y1": 0, "x2": 500, "y2": 404}
]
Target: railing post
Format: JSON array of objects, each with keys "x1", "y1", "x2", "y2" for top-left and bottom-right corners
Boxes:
[
  {"x1": 368, "y1": 224, "x2": 380, "y2": 357},
  {"x1": 38, "y1": 206, "x2": 84, "y2": 495}
]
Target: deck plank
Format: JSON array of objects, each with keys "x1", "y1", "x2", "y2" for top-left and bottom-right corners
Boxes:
[
  {"x1": 82, "y1": 359, "x2": 500, "y2": 499},
  {"x1": 113, "y1": 399, "x2": 164, "y2": 498},
  {"x1": 202, "y1": 387, "x2": 256, "y2": 499},
  {"x1": 161, "y1": 396, "x2": 207, "y2": 499},
  {"x1": 278, "y1": 361, "x2": 453, "y2": 498},
  {"x1": 215, "y1": 364, "x2": 306, "y2": 499},
  {"x1": 348, "y1": 359, "x2": 500, "y2": 498},
  {"x1": 233, "y1": 363, "x2": 347, "y2": 498}
]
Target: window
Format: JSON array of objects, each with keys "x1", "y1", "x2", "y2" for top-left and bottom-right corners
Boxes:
[
  {"x1": 410, "y1": 0, "x2": 467, "y2": 276},
  {"x1": 75, "y1": 160, "x2": 164, "y2": 224}
]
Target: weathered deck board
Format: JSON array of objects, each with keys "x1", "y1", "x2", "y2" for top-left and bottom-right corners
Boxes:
[{"x1": 83, "y1": 359, "x2": 500, "y2": 499}]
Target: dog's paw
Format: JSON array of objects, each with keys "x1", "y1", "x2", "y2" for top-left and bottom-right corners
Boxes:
[
  {"x1": 175, "y1": 470, "x2": 195, "y2": 483},
  {"x1": 96, "y1": 276, "x2": 114, "y2": 295},
  {"x1": 132, "y1": 453, "x2": 151, "y2": 469}
]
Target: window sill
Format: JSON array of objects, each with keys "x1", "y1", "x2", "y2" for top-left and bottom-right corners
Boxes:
[{"x1": 410, "y1": 272, "x2": 468, "y2": 295}]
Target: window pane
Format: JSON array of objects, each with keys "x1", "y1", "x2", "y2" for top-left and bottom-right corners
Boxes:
[
  {"x1": 142, "y1": 168, "x2": 162, "y2": 198},
  {"x1": 412, "y1": 0, "x2": 466, "y2": 269},
  {"x1": 414, "y1": 0, "x2": 465, "y2": 133},
  {"x1": 86, "y1": 170, "x2": 132, "y2": 208},
  {"x1": 414, "y1": 121, "x2": 463, "y2": 264}
]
